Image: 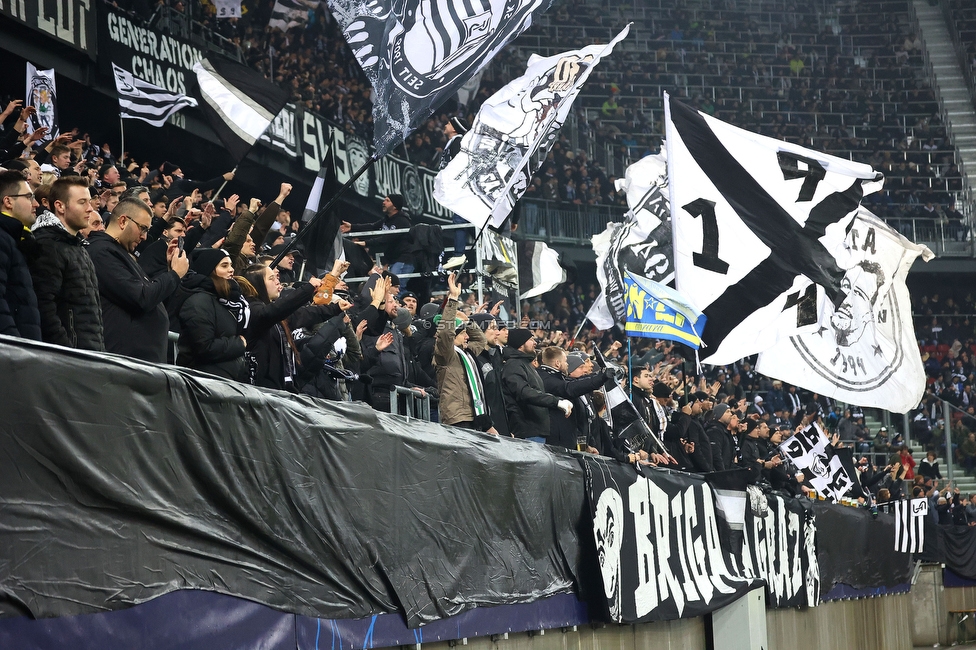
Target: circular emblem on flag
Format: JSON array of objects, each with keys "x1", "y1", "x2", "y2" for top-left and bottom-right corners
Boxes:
[
  {"x1": 402, "y1": 166, "x2": 424, "y2": 215},
  {"x1": 346, "y1": 139, "x2": 371, "y2": 197},
  {"x1": 790, "y1": 221, "x2": 906, "y2": 392}
]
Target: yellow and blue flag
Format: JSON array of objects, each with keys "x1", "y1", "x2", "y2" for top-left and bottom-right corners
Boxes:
[{"x1": 624, "y1": 272, "x2": 706, "y2": 348}]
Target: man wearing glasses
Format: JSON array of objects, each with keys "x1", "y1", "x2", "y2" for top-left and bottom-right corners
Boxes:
[
  {"x1": 0, "y1": 170, "x2": 41, "y2": 340},
  {"x1": 87, "y1": 198, "x2": 188, "y2": 363}
]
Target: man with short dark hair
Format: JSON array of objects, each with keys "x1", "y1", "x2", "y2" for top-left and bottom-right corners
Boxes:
[
  {"x1": 87, "y1": 198, "x2": 188, "y2": 362},
  {"x1": 0, "y1": 170, "x2": 41, "y2": 339},
  {"x1": 537, "y1": 346, "x2": 608, "y2": 449},
  {"x1": 28, "y1": 176, "x2": 104, "y2": 349},
  {"x1": 500, "y1": 329, "x2": 571, "y2": 442}
]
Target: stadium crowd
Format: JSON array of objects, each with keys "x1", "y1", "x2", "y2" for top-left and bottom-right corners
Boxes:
[{"x1": 0, "y1": 84, "x2": 969, "y2": 525}]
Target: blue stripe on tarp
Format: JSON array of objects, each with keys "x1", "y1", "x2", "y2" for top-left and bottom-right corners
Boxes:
[
  {"x1": 0, "y1": 590, "x2": 588, "y2": 650},
  {"x1": 821, "y1": 583, "x2": 912, "y2": 601},
  {"x1": 944, "y1": 568, "x2": 976, "y2": 588}
]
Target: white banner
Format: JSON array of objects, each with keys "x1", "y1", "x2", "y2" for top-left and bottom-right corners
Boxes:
[{"x1": 757, "y1": 210, "x2": 933, "y2": 413}]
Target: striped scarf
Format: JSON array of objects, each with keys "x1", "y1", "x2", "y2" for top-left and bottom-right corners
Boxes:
[{"x1": 456, "y1": 346, "x2": 487, "y2": 418}]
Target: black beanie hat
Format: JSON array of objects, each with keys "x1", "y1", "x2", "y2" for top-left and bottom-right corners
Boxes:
[
  {"x1": 450, "y1": 116, "x2": 469, "y2": 135},
  {"x1": 507, "y1": 328, "x2": 533, "y2": 350},
  {"x1": 387, "y1": 193, "x2": 404, "y2": 211},
  {"x1": 191, "y1": 248, "x2": 229, "y2": 277},
  {"x1": 161, "y1": 161, "x2": 179, "y2": 176},
  {"x1": 652, "y1": 381, "x2": 672, "y2": 398}
]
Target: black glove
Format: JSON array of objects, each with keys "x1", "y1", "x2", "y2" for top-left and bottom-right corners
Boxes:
[{"x1": 603, "y1": 367, "x2": 617, "y2": 380}]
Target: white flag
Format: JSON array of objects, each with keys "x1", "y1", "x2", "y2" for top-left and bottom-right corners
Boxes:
[
  {"x1": 894, "y1": 498, "x2": 928, "y2": 553},
  {"x1": 757, "y1": 209, "x2": 933, "y2": 413},
  {"x1": 434, "y1": 25, "x2": 630, "y2": 230},
  {"x1": 25, "y1": 62, "x2": 57, "y2": 144},
  {"x1": 113, "y1": 63, "x2": 198, "y2": 127},
  {"x1": 664, "y1": 92, "x2": 884, "y2": 365},
  {"x1": 589, "y1": 151, "x2": 672, "y2": 329},
  {"x1": 519, "y1": 241, "x2": 566, "y2": 300},
  {"x1": 268, "y1": 0, "x2": 316, "y2": 29}
]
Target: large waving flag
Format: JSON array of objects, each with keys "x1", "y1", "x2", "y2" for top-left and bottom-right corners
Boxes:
[
  {"x1": 434, "y1": 25, "x2": 630, "y2": 230},
  {"x1": 113, "y1": 63, "x2": 198, "y2": 127},
  {"x1": 326, "y1": 0, "x2": 555, "y2": 157},
  {"x1": 624, "y1": 272, "x2": 705, "y2": 349},
  {"x1": 664, "y1": 93, "x2": 884, "y2": 365},
  {"x1": 191, "y1": 57, "x2": 290, "y2": 164},
  {"x1": 756, "y1": 209, "x2": 933, "y2": 413},
  {"x1": 589, "y1": 151, "x2": 672, "y2": 329},
  {"x1": 519, "y1": 240, "x2": 566, "y2": 300}
]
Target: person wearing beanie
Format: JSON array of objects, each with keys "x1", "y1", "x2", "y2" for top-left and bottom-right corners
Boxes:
[
  {"x1": 537, "y1": 346, "x2": 612, "y2": 450},
  {"x1": 177, "y1": 250, "x2": 249, "y2": 379},
  {"x1": 704, "y1": 401, "x2": 738, "y2": 471},
  {"x1": 500, "y1": 328, "x2": 569, "y2": 442},
  {"x1": 629, "y1": 367, "x2": 671, "y2": 450},
  {"x1": 665, "y1": 391, "x2": 714, "y2": 473},
  {"x1": 432, "y1": 273, "x2": 498, "y2": 433},
  {"x1": 739, "y1": 418, "x2": 779, "y2": 484},
  {"x1": 468, "y1": 310, "x2": 510, "y2": 436}
]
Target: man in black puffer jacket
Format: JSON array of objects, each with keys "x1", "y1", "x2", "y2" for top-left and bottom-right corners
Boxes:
[
  {"x1": 500, "y1": 329, "x2": 572, "y2": 442},
  {"x1": 28, "y1": 176, "x2": 104, "y2": 350},
  {"x1": 0, "y1": 170, "x2": 41, "y2": 340}
]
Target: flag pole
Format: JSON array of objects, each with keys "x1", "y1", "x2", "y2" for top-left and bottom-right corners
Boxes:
[
  {"x1": 211, "y1": 165, "x2": 237, "y2": 202},
  {"x1": 569, "y1": 317, "x2": 588, "y2": 347},
  {"x1": 119, "y1": 116, "x2": 125, "y2": 163},
  {"x1": 269, "y1": 154, "x2": 379, "y2": 270},
  {"x1": 627, "y1": 337, "x2": 633, "y2": 401}
]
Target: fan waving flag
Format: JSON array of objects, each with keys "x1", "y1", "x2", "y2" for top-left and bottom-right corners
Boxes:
[
  {"x1": 435, "y1": 25, "x2": 630, "y2": 230},
  {"x1": 756, "y1": 209, "x2": 933, "y2": 413},
  {"x1": 191, "y1": 57, "x2": 290, "y2": 164},
  {"x1": 326, "y1": 0, "x2": 555, "y2": 157},
  {"x1": 113, "y1": 63, "x2": 198, "y2": 127},
  {"x1": 664, "y1": 93, "x2": 884, "y2": 365}
]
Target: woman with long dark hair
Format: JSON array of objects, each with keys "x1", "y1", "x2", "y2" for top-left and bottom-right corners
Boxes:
[
  {"x1": 243, "y1": 262, "x2": 348, "y2": 391},
  {"x1": 177, "y1": 248, "x2": 250, "y2": 379}
]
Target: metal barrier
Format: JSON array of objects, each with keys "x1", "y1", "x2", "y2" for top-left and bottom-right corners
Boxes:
[{"x1": 390, "y1": 386, "x2": 431, "y2": 421}]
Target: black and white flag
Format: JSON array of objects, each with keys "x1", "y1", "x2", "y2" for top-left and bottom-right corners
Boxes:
[
  {"x1": 435, "y1": 25, "x2": 629, "y2": 229},
  {"x1": 518, "y1": 240, "x2": 566, "y2": 300},
  {"x1": 269, "y1": 0, "x2": 316, "y2": 29},
  {"x1": 113, "y1": 63, "x2": 198, "y2": 127},
  {"x1": 25, "y1": 62, "x2": 57, "y2": 144},
  {"x1": 894, "y1": 498, "x2": 928, "y2": 553},
  {"x1": 191, "y1": 57, "x2": 290, "y2": 164},
  {"x1": 582, "y1": 455, "x2": 762, "y2": 623},
  {"x1": 664, "y1": 93, "x2": 884, "y2": 365},
  {"x1": 477, "y1": 230, "x2": 518, "y2": 288},
  {"x1": 589, "y1": 151, "x2": 672, "y2": 329},
  {"x1": 326, "y1": 0, "x2": 555, "y2": 157},
  {"x1": 756, "y1": 209, "x2": 933, "y2": 413},
  {"x1": 300, "y1": 154, "x2": 346, "y2": 276},
  {"x1": 778, "y1": 422, "x2": 864, "y2": 503}
]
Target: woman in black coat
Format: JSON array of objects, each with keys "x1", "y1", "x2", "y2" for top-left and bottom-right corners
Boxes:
[
  {"x1": 243, "y1": 262, "x2": 344, "y2": 391},
  {"x1": 177, "y1": 249, "x2": 249, "y2": 380}
]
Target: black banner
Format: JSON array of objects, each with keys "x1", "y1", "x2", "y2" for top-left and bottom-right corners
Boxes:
[
  {"x1": 0, "y1": 336, "x2": 583, "y2": 625},
  {"x1": 98, "y1": 4, "x2": 204, "y2": 96},
  {"x1": 0, "y1": 0, "x2": 95, "y2": 54},
  {"x1": 813, "y1": 502, "x2": 913, "y2": 592},
  {"x1": 581, "y1": 456, "x2": 761, "y2": 623},
  {"x1": 919, "y1": 519, "x2": 976, "y2": 580},
  {"x1": 739, "y1": 495, "x2": 819, "y2": 608}
]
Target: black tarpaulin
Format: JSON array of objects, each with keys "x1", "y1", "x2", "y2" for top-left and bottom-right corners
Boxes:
[
  {"x1": 812, "y1": 502, "x2": 912, "y2": 592},
  {"x1": 0, "y1": 337, "x2": 583, "y2": 625}
]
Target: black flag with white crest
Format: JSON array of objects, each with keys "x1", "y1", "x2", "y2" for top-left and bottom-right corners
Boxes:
[
  {"x1": 326, "y1": 0, "x2": 555, "y2": 157},
  {"x1": 664, "y1": 93, "x2": 884, "y2": 365},
  {"x1": 894, "y1": 498, "x2": 927, "y2": 554},
  {"x1": 191, "y1": 57, "x2": 290, "y2": 164},
  {"x1": 581, "y1": 455, "x2": 761, "y2": 623}
]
